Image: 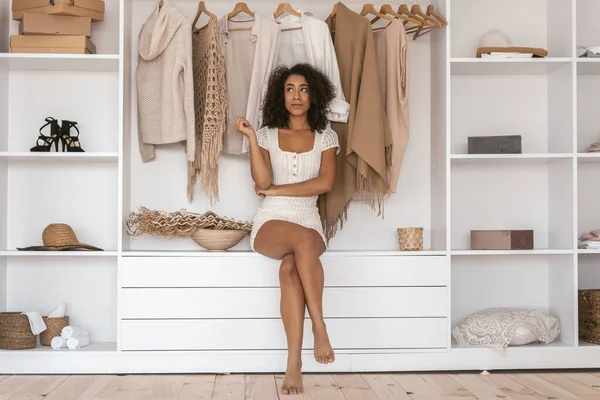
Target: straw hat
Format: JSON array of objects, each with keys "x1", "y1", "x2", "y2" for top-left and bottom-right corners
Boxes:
[{"x1": 17, "y1": 223, "x2": 103, "y2": 251}]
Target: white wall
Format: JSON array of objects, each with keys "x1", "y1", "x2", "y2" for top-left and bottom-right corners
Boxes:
[{"x1": 126, "y1": 1, "x2": 437, "y2": 251}]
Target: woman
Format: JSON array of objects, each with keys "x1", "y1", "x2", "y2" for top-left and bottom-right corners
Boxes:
[{"x1": 235, "y1": 63, "x2": 339, "y2": 395}]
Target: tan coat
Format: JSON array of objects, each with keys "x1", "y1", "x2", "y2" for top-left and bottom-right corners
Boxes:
[{"x1": 320, "y1": 3, "x2": 392, "y2": 241}]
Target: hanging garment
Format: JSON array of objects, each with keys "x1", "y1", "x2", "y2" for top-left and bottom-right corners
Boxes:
[
  {"x1": 374, "y1": 19, "x2": 410, "y2": 193},
  {"x1": 189, "y1": 14, "x2": 228, "y2": 204},
  {"x1": 218, "y1": 13, "x2": 280, "y2": 155},
  {"x1": 136, "y1": 0, "x2": 195, "y2": 163},
  {"x1": 273, "y1": 11, "x2": 349, "y2": 123},
  {"x1": 320, "y1": 3, "x2": 392, "y2": 241}
]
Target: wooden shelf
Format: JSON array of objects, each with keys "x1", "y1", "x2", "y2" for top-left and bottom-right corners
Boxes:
[
  {"x1": 451, "y1": 58, "x2": 572, "y2": 75},
  {"x1": 0, "y1": 53, "x2": 120, "y2": 72},
  {"x1": 451, "y1": 249, "x2": 573, "y2": 256},
  {"x1": 451, "y1": 153, "x2": 573, "y2": 164},
  {"x1": 0, "y1": 152, "x2": 119, "y2": 162}
]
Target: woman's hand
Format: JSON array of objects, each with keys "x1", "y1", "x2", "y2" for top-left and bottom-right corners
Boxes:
[
  {"x1": 254, "y1": 184, "x2": 265, "y2": 198},
  {"x1": 256, "y1": 185, "x2": 279, "y2": 197},
  {"x1": 235, "y1": 117, "x2": 256, "y2": 138}
]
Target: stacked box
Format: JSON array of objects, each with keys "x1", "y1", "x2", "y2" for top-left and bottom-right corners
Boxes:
[{"x1": 10, "y1": 0, "x2": 104, "y2": 54}]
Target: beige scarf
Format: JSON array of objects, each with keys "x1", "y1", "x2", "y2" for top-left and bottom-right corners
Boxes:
[
  {"x1": 188, "y1": 15, "x2": 228, "y2": 204},
  {"x1": 320, "y1": 4, "x2": 392, "y2": 241}
]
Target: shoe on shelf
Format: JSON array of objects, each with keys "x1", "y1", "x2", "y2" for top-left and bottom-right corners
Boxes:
[
  {"x1": 30, "y1": 117, "x2": 61, "y2": 152},
  {"x1": 59, "y1": 120, "x2": 85, "y2": 153}
]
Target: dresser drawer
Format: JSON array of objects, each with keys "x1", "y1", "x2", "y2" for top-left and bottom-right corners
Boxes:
[
  {"x1": 120, "y1": 287, "x2": 448, "y2": 319},
  {"x1": 120, "y1": 318, "x2": 447, "y2": 351},
  {"x1": 121, "y1": 255, "x2": 447, "y2": 287}
]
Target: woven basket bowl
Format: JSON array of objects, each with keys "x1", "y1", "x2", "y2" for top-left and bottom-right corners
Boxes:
[
  {"x1": 191, "y1": 229, "x2": 247, "y2": 251},
  {"x1": 397, "y1": 227, "x2": 424, "y2": 251},
  {"x1": 0, "y1": 312, "x2": 37, "y2": 350},
  {"x1": 40, "y1": 316, "x2": 69, "y2": 346}
]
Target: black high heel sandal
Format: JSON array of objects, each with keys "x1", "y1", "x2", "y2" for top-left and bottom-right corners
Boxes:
[
  {"x1": 30, "y1": 117, "x2": 60, "y2": 152},
  {"x1": 59, "y1": 120, "x2": 85, "y2": 153}
]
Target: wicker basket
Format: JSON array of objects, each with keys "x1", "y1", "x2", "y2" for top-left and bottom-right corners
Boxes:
[
  {"x1": 0, "y1": 312, "x2": 37, "y2": 350},
  {"x1": 40, "y1": 316, "x2": 69, "y2": 346},
  {"x1": 579, "y1": 289, "x2": 600, "y2": 344},
  {"x1": 397, "y1": 227, "x2": 424, "y2": 251}
]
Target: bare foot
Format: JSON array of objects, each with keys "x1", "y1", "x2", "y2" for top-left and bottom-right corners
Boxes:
[
  {"x1": 313, "y1": 322, "x2": 335, "y2": 364},
  {"x1": 281, "y1": 360, "x2": 303, "y2": 395}
]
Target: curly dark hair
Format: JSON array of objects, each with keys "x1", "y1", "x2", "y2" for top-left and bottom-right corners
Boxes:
[{"x1": 261, "y1": 63, "x2": 336, "y2": 133}]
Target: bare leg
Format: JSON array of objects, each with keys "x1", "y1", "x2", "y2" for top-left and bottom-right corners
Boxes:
[
  {"x1": 254, "y1": 220, "x2": 335, "y2": 367},
  {"x1": 278, "y1": 254, "x2": 305, "y2": 394}
]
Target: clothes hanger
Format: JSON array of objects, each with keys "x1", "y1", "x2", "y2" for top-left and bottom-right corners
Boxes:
[
  {"x1": 328, "y1": 2, "x2": 339, "y2": 20},
  {"x1": 426, "y1": 3, "x2": 447, "y2": 26},
  {"x1": 398, "y1": 3, "x2": 430, "y2": 30},
  {"x1": 411, "y1": 1, "x2": 444, "y2": 39},
  {"x1": 410, "y1": 1, "x2": 441, "y2": 28},
  {"x1": 191, "y1": 1, "x2": 215, "y2": 31},
  {"x1": 379, "y1": 4, "x2": 421, "y2": 26},
  {"x1": 273, "y1": 3, "x2": 301, "y2": 18},
  {"x1": 361, "y1": 3, "x2": 394, "y2": 26},
  {"x1": 228, "y1": 2, "x2": 255, "y2": 31},
  {"x1": 273, "y1": 3, "x2": 302, "y2": 32}
]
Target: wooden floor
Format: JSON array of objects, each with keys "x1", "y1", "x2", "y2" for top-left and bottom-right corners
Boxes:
[{"x1": 3, "y1": 372, "x2": 600, "y2": 399}]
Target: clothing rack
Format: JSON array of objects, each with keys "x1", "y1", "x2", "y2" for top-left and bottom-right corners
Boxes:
[{"x1": 192, "y1": 1, "x2": 447, "y2": 40}]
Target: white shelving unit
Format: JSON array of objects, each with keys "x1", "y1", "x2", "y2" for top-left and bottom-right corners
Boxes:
[{"x1": 1, "y1": 0, "x2": 600, "y2": 374}]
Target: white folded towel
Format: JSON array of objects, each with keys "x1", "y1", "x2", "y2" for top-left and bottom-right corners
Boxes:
[
  {"x1": 48, "y1": 304, "x2": 66, "y2": 318},
  {"x1": 20, "y1": 311, "x2": 47, "y2": 335},
  {"x1": 67, "y1": 336, "x2": 90, "y2": 350},
  {"x1": 51, "y1": 336, "x2": 67, "y2": 350},
  {"x1": 61, "y1": 326, "x2": 89, "y2": 339}
]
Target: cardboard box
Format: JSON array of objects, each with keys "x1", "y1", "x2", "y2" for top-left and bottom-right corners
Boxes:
[
  {"x1": 470, "y1": 230, "x2": 534, "y2": 250},
  {"x1": 10, "y1": 34, "x2": 96, "y2": 54},
  {"x1": 10, "y1": 47, "x2": 91, "y2": 54},
  {"x1": 468, "y1": 135, "x2": 522, "y2": 154},
  {"x1": 12, "y1": 0, "x2": 104, "y2": 21},
  {"x1": 19, "y1": 13, "x2": 92, "y2": 37}
]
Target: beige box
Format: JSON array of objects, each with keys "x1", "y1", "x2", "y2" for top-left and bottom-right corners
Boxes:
[
  {"x1": 470, "y1": 230, "x2": 534, "y2": 250},
  {"x1": 12, "y1": 0, "x2": 104, "y2": 21},
  {"x1": 10, "y1": 34, "x2": 96, "y2": 54},
  {"x1": 19, "y1": 13, "x2": 92, "y2": 37}
]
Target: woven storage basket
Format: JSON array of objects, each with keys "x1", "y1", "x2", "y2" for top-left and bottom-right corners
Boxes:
[
  {"x1": 579, "y1": 289, "x2": 600, "y2": 344},
  {"x1": 397, "y1": 227, "x2": 424, "y2": 251},
  {"x1": 0, "y1": 312, "x2": 36, "y2": 350},
  {"x1": 40, "y1": 316, "x2": 69, "y2": 346}
]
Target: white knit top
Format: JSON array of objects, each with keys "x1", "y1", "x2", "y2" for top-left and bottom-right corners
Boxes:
[{"x1": 249, "y1": 126, "x2": 340, "y2": 250}]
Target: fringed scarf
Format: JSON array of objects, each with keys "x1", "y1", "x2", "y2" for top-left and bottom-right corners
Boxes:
[{"x1": 188, "y1": 15, "x2": 228, "y2": 204}]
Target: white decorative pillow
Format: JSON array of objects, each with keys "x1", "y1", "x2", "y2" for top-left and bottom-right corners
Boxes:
[{"x1": 452, "y1": 308, "x2": 560, "y2": 349}]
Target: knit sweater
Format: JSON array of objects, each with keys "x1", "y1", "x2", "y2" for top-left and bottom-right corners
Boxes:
[{"x1": 136, "y1": 0, "x2": 195, "y2": 163}]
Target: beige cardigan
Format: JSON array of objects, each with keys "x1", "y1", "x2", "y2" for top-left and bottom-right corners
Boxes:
[{"x1": 136, "y1": 0, "x2": 195, "y2": 163}]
